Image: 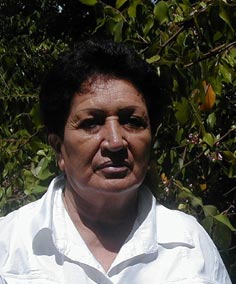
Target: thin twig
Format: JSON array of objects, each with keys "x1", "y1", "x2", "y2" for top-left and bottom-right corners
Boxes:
[
  {"x1": 158, "y1": 25, "x2": 185, "y2": 55},
  {"x1": 184, "y1": 41, "x2": 236, "y2": 68},
  {"x1": 220, "y1": 245, "x2": 236, "y2": 253},
  {"x1": 223, "y1": 186, "x2": 236, "y2": 197},
  {"x1": 171, "y1": 126, "x2": 235, "y2": 180}
]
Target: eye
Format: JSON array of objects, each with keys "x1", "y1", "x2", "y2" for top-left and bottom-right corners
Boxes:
[
  {"x1": 120, "y1": 116, "x2": 148, "y2": 129},
  {"x1": 79, "y1": 117, "x2": 104, "y2": 132}
]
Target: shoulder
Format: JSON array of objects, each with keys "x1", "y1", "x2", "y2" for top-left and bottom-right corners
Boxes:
[
  {"x1": 0, "y1": 175, "x2": 64, "y2": 227},
  {"x1": 140, "y1": 187, "x2": 231, "y2": 283},
  {"x1": 154, "y1": 203, "x2": 231, "y2": 284},
  {"x1": 0, "y1": 198, "x2": 41, "y2": 242},
  {"x1": 156, "y1": 204, "x2": 200, "y2": 232},
  {"x1": 140, "y1": 186, "x2": 204, "y2": 244},
  {"x1": 0, "y1": 175, "x2": 65, "y2": 269},
  {"x1": 0, "y1": 197, "x2": 40, "y2": 274},
  {"x1": 155, "y1": 202, "x2": 214, "y2": 246}
]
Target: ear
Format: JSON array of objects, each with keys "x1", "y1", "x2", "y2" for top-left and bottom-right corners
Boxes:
[{"x1": 48, "y1": 134, "x2": 65, "y2": 171}]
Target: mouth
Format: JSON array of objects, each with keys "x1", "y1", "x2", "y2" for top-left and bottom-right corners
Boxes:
[{"x1": 95, "y1": 161, "x2": 131, "y2": 178}]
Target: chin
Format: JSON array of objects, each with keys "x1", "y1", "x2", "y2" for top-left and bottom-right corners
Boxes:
[{"x1": 94, "y1": 179, "x2": 142, "y2": 195}]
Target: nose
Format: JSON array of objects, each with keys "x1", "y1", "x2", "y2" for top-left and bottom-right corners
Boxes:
[{"x1": 101, "y1": 117, "x2": 128, "y2": 152}]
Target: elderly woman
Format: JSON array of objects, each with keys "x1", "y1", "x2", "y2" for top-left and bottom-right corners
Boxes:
[{"x1": 0, "y1": 39, "x2": 231, "y2": 284}]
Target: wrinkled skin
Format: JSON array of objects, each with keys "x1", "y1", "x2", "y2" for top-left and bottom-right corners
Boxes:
[{"x1": 57, "y1": 77, "x2": 152, "y2": 200}]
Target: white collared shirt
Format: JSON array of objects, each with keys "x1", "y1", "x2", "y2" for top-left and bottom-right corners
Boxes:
[{"x1": 0, "y1": 175, "x2": 232, "y2": 284}]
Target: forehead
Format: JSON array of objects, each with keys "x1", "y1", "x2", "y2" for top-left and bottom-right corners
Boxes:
[{"x1": 71, "y1": 77, "x2": 147, "y2": 113}]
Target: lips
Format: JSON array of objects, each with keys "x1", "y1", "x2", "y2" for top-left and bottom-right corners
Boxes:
[{"x1": 95, "y1": 161, "x2": 131, "y2": 178}]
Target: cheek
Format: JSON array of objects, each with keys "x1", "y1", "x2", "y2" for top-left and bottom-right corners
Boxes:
[
  {"x1": 132, "y1": 136, "x2": 151, "y2": 164},
  {"x1": 60, "y1": 137, "x2": 100, "y2": 171}
]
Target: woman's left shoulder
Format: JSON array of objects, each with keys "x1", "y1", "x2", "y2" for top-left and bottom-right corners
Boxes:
[
  {"x1": 156, "y1": 203, "x2": 200, "y2": 228},
  {"x1": 155, "y1": 203, "x2": 214, "y2": 245},
  {"x1": 154, "y1": 203, "x2": 232, "y2": 284}
]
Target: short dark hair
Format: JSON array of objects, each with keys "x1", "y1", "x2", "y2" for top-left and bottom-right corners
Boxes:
[{"x1": 39, "y1": 39, "x2": 165, "y2": 137}]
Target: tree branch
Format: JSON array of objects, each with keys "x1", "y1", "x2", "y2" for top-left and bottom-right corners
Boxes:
[{"x1": 184, "y1": 41, "x2": 236, "y2": 68}]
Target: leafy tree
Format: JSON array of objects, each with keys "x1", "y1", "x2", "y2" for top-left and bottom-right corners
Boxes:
[{"x1": 0, "y1": 0, "x2": 236, "y2": 280}]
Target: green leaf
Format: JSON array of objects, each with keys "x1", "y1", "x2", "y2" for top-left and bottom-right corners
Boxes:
[
  {"x1": 222, "y1": 151, "x2": 236, "y2": 164},
  {"x1": 154, "y1": 1, "x2": 169, "y2": 24},
  {"x1": 113, "y1": 21, "x2": 123, "y2": 42},
  {"x1": 202, "y1": 216, "x2": 232, "y2": 250},
  {"x1": 227, "y1": 165, "x2": 236, "y2": 178},
  {"x1": 31, "y1": 157, "x2": 54, "y2": 180},
  {"x1": 37, "y1": 150, "x2": 47, "y2": 157},
  {"x1": 190, "y1": 196, "x2": 203, "y2": 208},
  {"x1": 128, "y1": 0, "x2": 140, "y2": 18},
  {"x1": 145, "y1": 38, "x2": 160, "y2": 58},
  {"x1": 146, "y1": 54, "x2": 160, "y2": 64},
  {"x1": 175, "y1": 128, "x2": 184, "y2": 144},
  {"x1": 219, "y1": 64, "x2": 232, "y2": 83},
  {"x1": 116, "y1": 0, "x2": 127, "y2": 9},
  {"x1": 201, "y1": 216, "x2": 214, "y2": 235},
  {"x1": 79, "y1": 0, "x2": 97, "y2": 6},
  {"x1": 214, "y1": 214, "x2": 236, "y2": 232},
  {"x1": 178, "y1": 157, "x2": 184, "y2": 170},
  {"x1": 30, "y1": 103, "x2": 42, "y2": 128},
  {"x1": 6, "y1": 187, "x2": 13, "y2": 197},
  {"x1": 32, "y1": 184, "x2": 48, "y2": 195},
  {"x1": 228, "y1": 48, "x2": 236, "y2": 67},
  {"x1": 207, "y1": 113, "x2": 216, "y2": 129},
  {"x1": 212, "y1": 220, "x2": 232, "y2": 250},
  {"x1": 203, "y1": 133, "x2": 215, "y2": 147},
  {"x1": 219, "y1": 4, "x2": 234, "y2": 32},
  {"x1": 203, "y1": 205, "x2": 219, "y2": 217},
  {"x1": 143, "y1": 17, "x2": 154, "y2": 36},
  {"x1": 174, "y1": 98, "x2": 190, "y2": 125},
  {"x1": 178, "y1": 185, "x2": 203, "y2": 208}
]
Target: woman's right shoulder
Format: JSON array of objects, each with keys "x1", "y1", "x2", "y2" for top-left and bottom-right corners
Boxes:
[
  {"x1": 0, "y1": 199, "x2": 41, "y2": 253},
  {"x1": 0, "y1": 175, "x2": 64, "y2": 230},
  {"x1": 0, "y1": 198, "x2": 40, "y2": 226}
]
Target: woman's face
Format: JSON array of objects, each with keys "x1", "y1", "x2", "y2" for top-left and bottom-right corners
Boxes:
[{"x1": 58, "y1": 77, "x2": 152, "y2": 196}]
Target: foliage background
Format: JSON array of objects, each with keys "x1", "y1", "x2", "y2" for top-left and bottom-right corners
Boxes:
[{"x1": 0, "y1": 0, "x2": 236, "y2": 281}]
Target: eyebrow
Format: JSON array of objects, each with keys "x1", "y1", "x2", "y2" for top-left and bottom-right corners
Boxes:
[{"x1": 77, "y1": 105, "x2": 144, "y2": 113}]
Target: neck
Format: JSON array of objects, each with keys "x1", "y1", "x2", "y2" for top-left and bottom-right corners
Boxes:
[
  {"x1": 63, "y1": 185, "x2": 140, "y2": 270},
  {"x1": 63, "y1": 185, "x2": 139, "y2": 229}
]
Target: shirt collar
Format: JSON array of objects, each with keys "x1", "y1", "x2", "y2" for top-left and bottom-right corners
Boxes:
[
  {"x1": 32, "y1": 176, "x2": 194, "y2": 266},
  {"x1": 31, "y1": 174, "x2": 65, "y2": 240},
  {"x1": 115, "y1": 186, "x2": 195, "y2": 257}
]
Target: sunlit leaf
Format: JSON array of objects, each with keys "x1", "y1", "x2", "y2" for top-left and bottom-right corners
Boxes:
[
  {"x1": 79, "y1": 0, "x2": 97, "y2": 6},
  {"x1": 128, "y1": 0, "x2": 140, "y2": 17},
  {"x1": 219, "y1": 64, "x2": 233, "y2": 83},
  {"x1": 174, "y1": 97, "x2": 190, "y2": 125},
  {"x1": 203, "y1": 205, "x2": 219, "y2": 217},
  {"x1": 199, "y1": 81, "x2": 216, "y2": 111},
  {"x1": 222, "y1": 151, "x2": 236, "y2": 164},
  {"x1": 113, "y1": 21, "x2": 123, "y2": 42},
  {"x1": 203, "y1": 133, "x2": 215, "y2": 147},
  {"x1": 116, "y1": 0, "x2": 127, "y2": 9},
  {"x1": 207, "y1": 112, "x2": 216, "y2": 129},
  {"x1": 146, "y1": 54, "x2": 160, "y2": 63},
  {"x1": 154, "y1": 1, "x2": 169, "y2": 24},
  {"x1": 214, "y1": 214, "x2": 236, "y2": 232}
]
